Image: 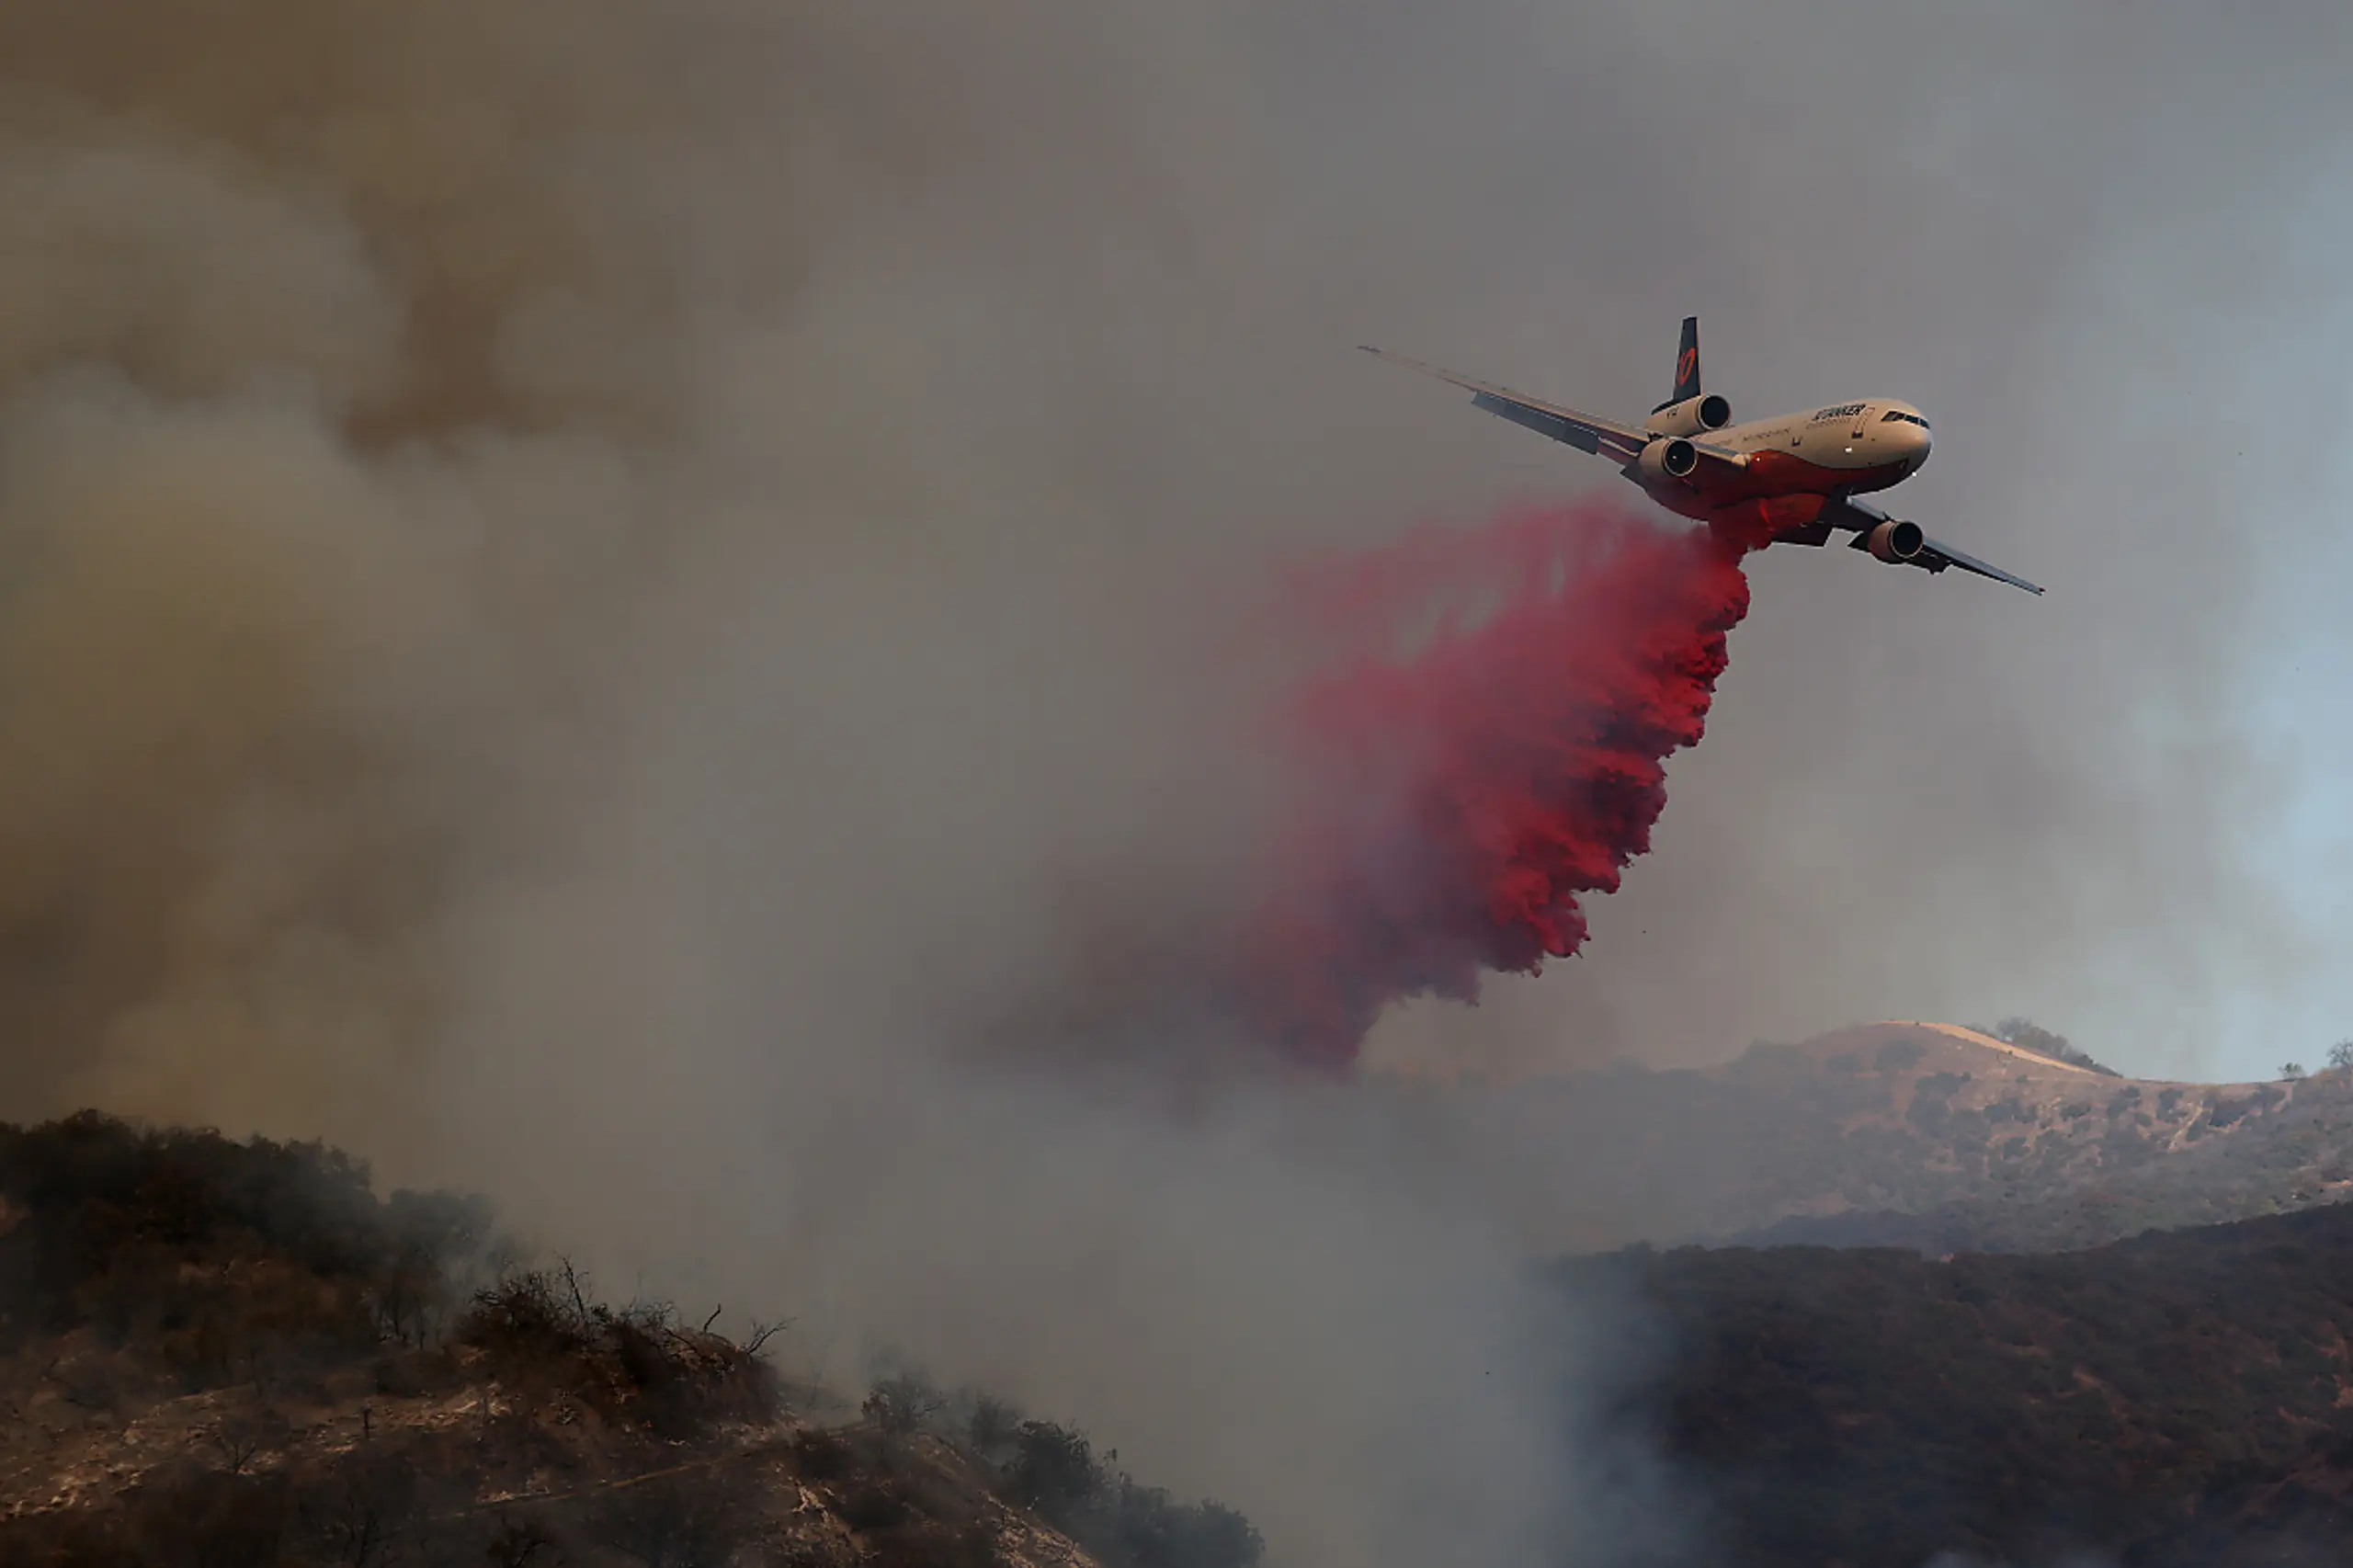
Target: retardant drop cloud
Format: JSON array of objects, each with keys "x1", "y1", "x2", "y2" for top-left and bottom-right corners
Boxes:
[{"x1": 1242, "y1": 501, "x2": 1754, "y2": 1063}]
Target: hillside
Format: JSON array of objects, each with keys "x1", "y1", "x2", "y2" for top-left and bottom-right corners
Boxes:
[
  {"x1": 0, "y1": 1115, "x2": 1261, "y2": 1568},
  {"x1": 1417, "y1": 1020, "x2": 2353, "y2": 1253},
  {"x1": 1570, "y1": 1200, "x2": 2353, "y2": 1567}
]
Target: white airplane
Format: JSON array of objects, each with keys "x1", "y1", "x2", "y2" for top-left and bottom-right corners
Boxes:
[{"x1": 1363, "y1": 316, "x2": 2041, "y2": 595}]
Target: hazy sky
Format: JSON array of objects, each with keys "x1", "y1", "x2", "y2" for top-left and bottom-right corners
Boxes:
[{"x1": 1315, "y1": 1, "x2": 2353, "y2": 1084}]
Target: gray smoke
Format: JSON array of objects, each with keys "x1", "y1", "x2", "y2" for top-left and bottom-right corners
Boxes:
[{"x1": 0, "y1": 3, "x2": 2346, "y2": 1564}]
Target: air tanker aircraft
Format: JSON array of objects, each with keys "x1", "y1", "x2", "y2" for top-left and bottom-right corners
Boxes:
[{"x1": 1365, "y1": 316, "x2": 2042, "y2": 595}]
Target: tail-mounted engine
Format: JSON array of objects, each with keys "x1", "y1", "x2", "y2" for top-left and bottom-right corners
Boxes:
[
  {"x1": 1646, "y1": 393, "x2": 1732, "y2": 437},
  {"x1": 1637, "y1": 437, "x2": 1699, "y2": 483},
  {"x1": 1866, "y1": 518, "x2": 1926, "y2": 562}
]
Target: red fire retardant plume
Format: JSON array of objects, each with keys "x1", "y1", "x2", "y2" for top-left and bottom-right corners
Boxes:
[{"x1": 1241, "y1": 499, "x2": 1758, "y2": 1067}]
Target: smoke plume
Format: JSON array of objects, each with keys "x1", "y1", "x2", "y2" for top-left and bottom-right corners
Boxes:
[
  {"x1": 1245, "y1": 503, "x2": 1754, "y2": 1063},
  {"x1": 0, "y1": 2, "x2": 2341, "y2": 1562}
]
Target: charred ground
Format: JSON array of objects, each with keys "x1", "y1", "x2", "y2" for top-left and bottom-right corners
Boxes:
[
  {"x1": 0, "y1": 1114, "x2": 1261, "y2": 1568},
  {"x1": 1574, "y1": 1200, "x2": 2353, "y2": 1567}
]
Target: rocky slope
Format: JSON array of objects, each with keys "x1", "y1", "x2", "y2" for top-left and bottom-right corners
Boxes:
[{"x1": 1416, "y1": 1021, "x2": 2353, "y2": 1254}]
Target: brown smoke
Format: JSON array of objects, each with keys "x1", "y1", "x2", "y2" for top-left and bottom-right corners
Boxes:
[{"x1": 0, "y1": 3, "x2": 755, "y2": 1131}]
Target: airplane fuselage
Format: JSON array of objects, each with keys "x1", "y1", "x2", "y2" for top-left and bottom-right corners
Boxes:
[
  {"x1": 1632, "y1": 399, "x2": 1933, "y2": 541},
  {"x1": 1360, "y1": 315, "x2": 2040, "y2": 592}
]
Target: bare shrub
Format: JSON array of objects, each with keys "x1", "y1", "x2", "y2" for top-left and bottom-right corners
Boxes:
[
  {"x1": 864, "y1": 1372, "x2": 945, "y2": 1438},
  {"x1": 457, "y1": 1266, "x2": 778, "y2": 1437},
  {"x1": 209, "y1": 1403, "x2": 291, "y2": 1474},
  {"x1": 297, "y1": 1447, "x2": 419, "y2": 1567}
]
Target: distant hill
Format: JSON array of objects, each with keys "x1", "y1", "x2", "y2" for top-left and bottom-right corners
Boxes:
[
  {"x1": 1408, "y1": 1021, "x2": 2353, "y2": 1254},
  {"x1": 1567, "y1": 1201, "x2": 2353, "y2": 1567}
]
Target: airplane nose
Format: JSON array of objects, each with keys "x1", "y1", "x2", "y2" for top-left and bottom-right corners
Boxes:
[{"x1": 1904, "y1": 423, "x2": 1932, "y2": 467}]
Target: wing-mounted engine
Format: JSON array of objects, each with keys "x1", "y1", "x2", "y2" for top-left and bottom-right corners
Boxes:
[
  {"x1": 1645, "y1": 393, "x2": 1732, "y2": 437},
  {"x1": 1861, "y1": 518, "x2": 1926, "y2": 562},
  {"x1": 1636, "y1": 436, "x2": 1699, "y2": 482}
]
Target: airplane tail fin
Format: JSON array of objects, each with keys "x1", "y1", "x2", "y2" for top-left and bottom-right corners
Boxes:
[{"x1": 1669, "y1": 314, "x2": 1701, "y2": 404}]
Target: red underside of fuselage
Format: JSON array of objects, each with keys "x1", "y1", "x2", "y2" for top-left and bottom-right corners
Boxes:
[{"x1": 1638, "y1": 449, "x2": 1915, "y2": 549}]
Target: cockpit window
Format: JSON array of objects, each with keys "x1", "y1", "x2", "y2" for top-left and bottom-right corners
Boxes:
[{"x1": 1880, "y1": 411, "x2": 1931, "y2": 429}]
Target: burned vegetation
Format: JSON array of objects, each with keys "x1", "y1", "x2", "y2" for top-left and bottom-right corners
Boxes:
[
  {"x1": 1574, "y1": 1200, "x2": 2353, "y2": 1568},
  {"x1": 0, "y1": 1114, "x2": 1261, "y2": 1568}
]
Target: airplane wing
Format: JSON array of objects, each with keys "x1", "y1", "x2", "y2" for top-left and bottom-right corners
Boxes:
[
  {"x1": 1360, "y1": 347, "x2": 1747, "y2": 471},
  {"x1": 1830, "y1": 495, "x2": 2044, "y2": 596}
]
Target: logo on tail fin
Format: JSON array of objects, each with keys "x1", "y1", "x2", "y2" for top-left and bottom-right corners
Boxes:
[{"x1": 1672, "y1": 315, "x2": 1702, "y2": 403}]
